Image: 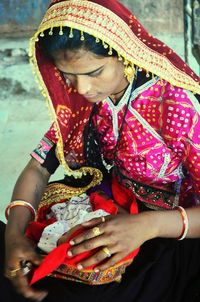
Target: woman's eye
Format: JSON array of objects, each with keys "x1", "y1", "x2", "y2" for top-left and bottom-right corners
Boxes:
[
  {"x1": 64, "y1": 75, "x2": 75, "y2": 82},
  {"x1": 90, "y1": 70, "x2": 102, "y2": 77}
]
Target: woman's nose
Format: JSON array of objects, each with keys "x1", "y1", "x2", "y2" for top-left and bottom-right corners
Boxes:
[{"x1": 75, "y1": 76, "x2": 92, "y2": 95}]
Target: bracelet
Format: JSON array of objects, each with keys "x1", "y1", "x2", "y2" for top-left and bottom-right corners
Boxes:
[
  {"x1": 176, "y1": 206, "x2": 189, "y2": 240},
  {"x1": 5, "y1": 200, "x2": 36, "y2": 221}
]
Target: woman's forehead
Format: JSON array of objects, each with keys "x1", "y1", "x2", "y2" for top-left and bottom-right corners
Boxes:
[
  {"x1": 55, "y1": 49, "x2": 110, "y2": 73},
  {"x1": 55, "y1": 48, "x2": 105, "y2": 61}
]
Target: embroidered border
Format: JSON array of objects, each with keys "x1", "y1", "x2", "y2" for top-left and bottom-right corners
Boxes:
[
  {"x1": 128, "y1": 106, "x2": 164, "y2": 143},
  {"x1": 157, "y1": 153, "x2": 171, "y2": 179},
  {"x1": 31, "y1": 136, "x2": 54, "y2": 164},
  {"x1": 114, "y1": 168, "x2": 176, "y2": 209},
  {"x1": 33, "y1": 1, "x2": 200, "y2": 94},
  {"x1": 49, "y1": 260, "x2": 132, "y2": 285},
  {"x1": 105, "y1": 79, "x2": 134, "y2": 140},
  {"x1": 105, "y1": 77, "x2": 160, "y2": 141}
]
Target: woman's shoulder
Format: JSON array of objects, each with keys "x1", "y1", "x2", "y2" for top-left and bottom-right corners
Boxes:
[{"x1": 161, "y1": 81, "x2": 200, "y2": 114}]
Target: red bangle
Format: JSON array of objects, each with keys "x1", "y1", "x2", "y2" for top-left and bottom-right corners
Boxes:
[
  {"x1": 176, "y1": 206, "x2": 189, "y2": 240},
  {"x1": 5, "y1": 201, "x2": 36, "y2": 221}
]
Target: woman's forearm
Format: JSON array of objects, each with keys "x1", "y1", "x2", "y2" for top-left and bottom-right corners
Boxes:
[
  {"x1": 6, "y1": 158, "x2": 51, "y2": 234},
  {"x1": 144, "y1": 205, "x2": 200, "y2": 240}
]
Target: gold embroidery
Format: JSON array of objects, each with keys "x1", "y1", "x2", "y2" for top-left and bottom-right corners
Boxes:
[{"x1": 37, "y1": 181, "x2": 132, "y2": 285}]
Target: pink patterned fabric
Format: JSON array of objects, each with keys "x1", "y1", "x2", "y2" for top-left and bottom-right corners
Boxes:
[{"x1": 94, "y1": 78, "x2": 200, "y2": 208}]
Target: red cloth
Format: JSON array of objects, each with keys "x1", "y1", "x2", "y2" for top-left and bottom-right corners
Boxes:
[{"x1": 29, "y1": 180, "x2": 139, "y2": 285}]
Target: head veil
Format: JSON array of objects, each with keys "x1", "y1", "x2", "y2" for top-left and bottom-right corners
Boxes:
[{"x1": 29, "y1": 0, "x2": 200, "y2": 180}]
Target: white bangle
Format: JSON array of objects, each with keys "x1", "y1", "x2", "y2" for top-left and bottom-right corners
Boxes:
[
  {"x1": 5, "y1": 200, "x2": 36, "y2": 220},
  {"x1": 176, "y1": 206, "x2": 189, "y2": 240}
]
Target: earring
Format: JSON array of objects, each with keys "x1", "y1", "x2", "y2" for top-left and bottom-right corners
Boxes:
[
  {"x1": 65, "y1": 78, "x2": 71, "y2": 86},
  {"x1": 124, "y1": 61, "x2": 135, "y2": 83}
]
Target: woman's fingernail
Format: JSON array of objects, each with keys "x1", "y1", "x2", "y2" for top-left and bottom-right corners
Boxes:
[
  {"x1": 67, "y1": 250, "x2": 73, "y2": 257},
  {"x1": 77, "y1": 264, "x2": 83, "y2": 270},
  {"x1": 70, "y1": 240, "x2": 75, "y2": 245}
]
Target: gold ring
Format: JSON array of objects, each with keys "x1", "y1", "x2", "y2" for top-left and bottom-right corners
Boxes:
[
  {"x1": 92, "y1": 227, "x2": 101, "y2": 237},
  {"x1": 101, "y1": 216, "x2": 105, "y2": 223},
  {"x1": 5, "y1": 267, "x2": 21, "y2": 278},
  {"x1": 102, "y1": 247, "x2": 111, "y2": 258},
  {"x1": 21, "y1": 262, "x2": 32, "y2": 276}
]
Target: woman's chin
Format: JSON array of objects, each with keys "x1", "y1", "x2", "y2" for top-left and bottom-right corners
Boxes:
[{"x1": 84, "y1": 94, "x2": 105, "y2": 103}]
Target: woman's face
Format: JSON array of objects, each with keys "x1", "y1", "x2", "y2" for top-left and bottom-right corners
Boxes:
[{"x1": 54, "y1": 49, "x2": 128, "y2": 103}]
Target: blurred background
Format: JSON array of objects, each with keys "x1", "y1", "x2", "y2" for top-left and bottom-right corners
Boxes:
[{"x1": 0, "y1": 0, "x2": 199, "y2": 221}]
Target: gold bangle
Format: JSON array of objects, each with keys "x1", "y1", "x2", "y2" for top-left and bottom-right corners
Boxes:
[
  {"x1": 5, "y1": 267, "x2": 21, "y2": 278},
  {"x1": 5, "y1": 200, "x2": 36, "y2": 221}
]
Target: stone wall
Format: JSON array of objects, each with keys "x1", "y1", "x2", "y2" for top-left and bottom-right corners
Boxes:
[
  {"x1": 0, "y1": 0, "x2": 49, "y2": 37},
  {"x1": 0, "y1": 0, "x2": 184, "y2": 36},
  {"x1": 123, "y1": 0, "x2": 184, "y2": 33}
]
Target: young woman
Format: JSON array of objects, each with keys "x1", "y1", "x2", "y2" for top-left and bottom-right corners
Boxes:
[{"x1": 2, "y1": 0, "x2": 200, "y2": 301}]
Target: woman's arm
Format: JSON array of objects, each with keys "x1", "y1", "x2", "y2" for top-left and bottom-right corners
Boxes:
[
  {"x1": 6, "y1": 158, "x2": 50, "y2": 233},
  {"x1": 61, "y1": 205, "x2": 200, "y2": 273},
  {"x1": 5, "y1": 158, "x2": 51, "y2": 301},
  {"x1": 146, "y1": 205, "x2": 200, "y2": 239}
]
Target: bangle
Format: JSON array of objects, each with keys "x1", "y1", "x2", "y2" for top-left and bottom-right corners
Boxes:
[
  {"x1": 176, "y1": 206, "x2": 189, "y2": 240},
  {"x1": 5, "y1": 200, "x2": 36, "y2": 221}
]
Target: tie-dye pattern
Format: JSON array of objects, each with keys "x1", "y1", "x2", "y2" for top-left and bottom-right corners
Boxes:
[{"x1": 94, "y1": 79, "x2": 200, "y2": 208}]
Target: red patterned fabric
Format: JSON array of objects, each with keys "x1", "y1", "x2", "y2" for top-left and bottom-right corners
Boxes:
[{"x1": 27, "y1": 180, "x2": 139, "y2": 285}]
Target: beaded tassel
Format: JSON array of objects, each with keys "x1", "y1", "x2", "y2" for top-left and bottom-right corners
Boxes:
[
  {"x1": 108, "y1": 45, "x2": 113, "y2": 55},
  {"x1": 102, "y1": 40, "x2": 108, "y2": 49},
  {"x1": 59, "y1": 26, "x2": 63, "y2": 35},
  {"x1": 80, "y1": 31, "x2": 85, "y2": 41},
  {"x1": 49, "y1": 27, "x2": 53, "y2": 35},
  {"x1": 69, "y1": 27, "x2": 74, "y2": 38},
  {"x1": 146, "y1": 71, "x2": 150, "y2": 78}
]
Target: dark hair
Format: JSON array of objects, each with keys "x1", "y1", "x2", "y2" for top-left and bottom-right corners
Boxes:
[{"x1": 38, "y1": 27, "x2": 118, "y2": 59}]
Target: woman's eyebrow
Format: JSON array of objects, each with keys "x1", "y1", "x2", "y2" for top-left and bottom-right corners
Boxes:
[{"x1": 58, "y1": 65, "x2": 104, "y2": 76}]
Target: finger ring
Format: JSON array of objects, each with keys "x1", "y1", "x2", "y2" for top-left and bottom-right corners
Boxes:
[
  {"x1": 92, "y1": 227, "x2": 101, "y2": 237},
  {"x1": 101, "y1": 216, "x2": 105, "y2": 223},
  {"x1": 20, "y1": 260, "x2": 32, "y2": 276},
  {"x1": 5, "y1": 267, "x2": 21, "y2": 278},
  {"x1": 102, "y1": 247, "x2": 112, "y2": 258}
]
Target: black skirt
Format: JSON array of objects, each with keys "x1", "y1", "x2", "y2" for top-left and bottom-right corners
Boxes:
[{"x1": 0, "y1": 221, "x2": 200, "y2": 302}]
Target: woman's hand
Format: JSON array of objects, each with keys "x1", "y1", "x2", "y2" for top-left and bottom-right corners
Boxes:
[
  {"x1": 58, "y1": 212, "x2": 156, "y2": 272},
  {"x1": 5, "y1": 232, "x2": 48, "y2": 301}
]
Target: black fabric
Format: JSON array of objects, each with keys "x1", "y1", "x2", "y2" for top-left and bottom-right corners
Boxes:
[
  {"x1": 41, "y1": 145, "x2": 60, "y2": 174},
  {"x1": 1, "y1": 221, "x2": 200, "y2": 302},
  {"x1": 50, "y1": 173, "x2": 95, "y2": 187},
  {"x1": 196, "y1": 93, "x2": 200, "y2": 103}
]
